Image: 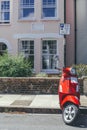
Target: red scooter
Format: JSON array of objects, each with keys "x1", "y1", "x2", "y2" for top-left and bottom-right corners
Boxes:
[{"x1": 58, "y1": 67, "x2": 80, "y2": 125}]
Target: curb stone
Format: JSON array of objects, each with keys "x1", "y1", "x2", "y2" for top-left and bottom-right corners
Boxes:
[
  {"x1": 0, "y1": 106, "x2": 86, "y2": 114},
  {"x1": 0, "y1": 107, "x2": 62, "y2": 114}
]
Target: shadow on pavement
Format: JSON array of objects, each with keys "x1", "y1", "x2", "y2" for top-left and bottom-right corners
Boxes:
[{"x1": 73, "y1": 114, "x2": 87, "y2": 128}]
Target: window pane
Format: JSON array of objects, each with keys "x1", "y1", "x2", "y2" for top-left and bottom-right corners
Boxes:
[
  {"x1": 28, "y1": 56, "x2": 34, "y2": 68},
  {"x1": 23, "y1": 8, "x2": 34, "y2": 17},
  {"x1": 42, "y1": 55, "x2": 55, "y2": 69},
  {"x1": 22, "y1": 0, "x2": 34, "y2": 5},
  {"x1": 23, "y1": 0, "x2": 29, "y2": 5},
  {"x1": 20, "y1": 0, "x2": 34, "y2": 18},
  {"x1": 2, "y1": 12, "x2": 10, "y2": 20},
  {"x1": 43, "y1": 0, "x2": 47, "y2": 5},
  {"x1": 43, "y1": 8, "x2": 55, "y2": 17},
  {"x1": 48, "y1": 0, "x2": 55, "y2": 4},
  {"x1": 30, "y1": 50, "x2": 34, "y2": 54},
  {"x1": 30, "y1": 0, "x2": 34, "y2": 5},
  {"x1": 42, "y1": 0, "x2": 56, "y2": 18},
  {"x1": 1, "y1": 1, "x2": 10, "y2": 9},
  {"x1": 42, "y1": 55, "x2": 49, "y2": 69},
  {"x1": 43, "y1": 0, "x2": 56, "y2": 5}
]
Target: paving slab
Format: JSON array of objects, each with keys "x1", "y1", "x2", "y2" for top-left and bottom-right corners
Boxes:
[
  {"x1": 29, "y1": 95, "x2": 59, "y2": 109},
  {"x1": 80, "y1": 95, "x2": 87, "y2": 107},
  {"x1": 0, "y1": 94, "x2": 20, "y2": 106}
]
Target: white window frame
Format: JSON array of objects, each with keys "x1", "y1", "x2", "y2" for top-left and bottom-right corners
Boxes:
[
  {"x1": 0, "y1": 0, "x2": 10, "y2": 23},
  {"x1": 42, "y1": 0, "x2": 57, "y2": 19},
  {"x1": 19, "y1": 0, "x2": 35, "y2": 20},
  {"x1": 42, "y1": 39, "x2": 59, "y2": 73},
  {"x1": 18, "y1": 39, "x2": 34, "y2": 68}
]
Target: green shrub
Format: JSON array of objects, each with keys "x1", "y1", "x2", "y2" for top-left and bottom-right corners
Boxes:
[
  {"x1": 0, "y1": 53, "x2": 32, "y2": 77},
  {"x1": 73, "y1": 64, "x2": 87, "y2": 78}
]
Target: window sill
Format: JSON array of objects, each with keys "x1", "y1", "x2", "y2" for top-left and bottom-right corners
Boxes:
[
  {"x1": 41, "y1": 17, "x2": 60, "y2": 21},
  {"x1": 0, "y1": 23, "x2": 11, "y2": 26},
  {"x1": 42, "y1": 69, "x2": 59, "y2": 74},
  {"x1": 18, "y1": 17, "x2": 36, "y2": 22}
]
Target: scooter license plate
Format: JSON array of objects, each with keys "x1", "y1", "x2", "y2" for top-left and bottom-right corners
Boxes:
[{"x1": 71, "y1": 77, "x2": 78, "y2": 83}]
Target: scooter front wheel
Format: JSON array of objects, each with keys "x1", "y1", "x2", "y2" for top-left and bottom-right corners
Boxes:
[{"x1": 62, "y1": 103, "x2": 79, "y2": 125}]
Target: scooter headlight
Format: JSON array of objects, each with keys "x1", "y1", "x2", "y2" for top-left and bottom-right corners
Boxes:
[{"x1": 70, "y1": 68, "x2": 76, "y2": 75}]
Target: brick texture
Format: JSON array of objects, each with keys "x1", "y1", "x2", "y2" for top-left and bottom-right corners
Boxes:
[{"x1": 0, "y1": 77, "x2": 84, "y2": 94}]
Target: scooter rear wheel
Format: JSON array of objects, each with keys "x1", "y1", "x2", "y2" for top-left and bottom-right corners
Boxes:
[{"x1": 62, "y1": 103, "x2": 79, "y2": 125}]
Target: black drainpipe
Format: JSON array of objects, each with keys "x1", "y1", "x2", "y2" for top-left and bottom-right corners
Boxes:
[
  {"x1": 64, "y1": 0, "x2": 66, "y2": 67},
  {"x1": 74, "y1": 0, "x2": 77, "y2": 64}
]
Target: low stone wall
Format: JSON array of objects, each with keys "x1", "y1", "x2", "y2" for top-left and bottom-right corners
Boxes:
[
  {"x1": 0, "y1": 77, "x2": 59, "y2": 94},
  {"x1": 78, "y1": 78, "x2": 83, "y2": 94},
  {"x1": 0, "y1": 77, "x2": 84, "y2": 94}
]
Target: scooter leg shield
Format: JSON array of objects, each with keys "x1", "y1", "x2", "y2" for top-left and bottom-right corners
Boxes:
[{"x1": 60, "y1": 95, "x2": 80, "y2": 109}]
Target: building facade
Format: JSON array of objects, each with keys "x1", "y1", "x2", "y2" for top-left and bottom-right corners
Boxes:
[
  {"x1": 0, "y1": 0, "x2": 64, "y2": 74},
  {"x1": 65, "y1": 0, "x2": 87, "y2": 66}
]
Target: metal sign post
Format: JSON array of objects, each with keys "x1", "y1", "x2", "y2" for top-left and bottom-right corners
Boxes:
[{"x1": 59, "y1": 23, "x2": 70, "y2": 67}]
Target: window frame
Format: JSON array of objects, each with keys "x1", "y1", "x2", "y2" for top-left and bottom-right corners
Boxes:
[
  {"x1": 0, "y1": 0, "x2": 10, "y2": 24},
  {"x1": 18, "y1": 39, "x2": 34, "y2": 68},
  {"x1": 19, "y1": 0, "x2": 35, "y2": 20},
  {"x1": 42, "y1": 0, "x2": 57, "y2": 19},
  {"x1": 42, "y1": 40, "x2": 59, "y2": 73}
]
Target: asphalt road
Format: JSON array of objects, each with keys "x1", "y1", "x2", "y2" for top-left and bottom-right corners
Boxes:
[{"x1": 0, "y1": 113, "x2": 86, "y2": 130}]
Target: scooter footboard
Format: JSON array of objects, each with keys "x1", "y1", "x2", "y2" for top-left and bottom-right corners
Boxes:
[{"x1": 60, "y1": 95, "x2": 80, "y2": 109}]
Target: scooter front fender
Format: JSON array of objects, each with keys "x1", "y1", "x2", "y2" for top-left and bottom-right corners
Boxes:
[{"x1": 60, "y1": 95, "x2": 80, "y2": 109}]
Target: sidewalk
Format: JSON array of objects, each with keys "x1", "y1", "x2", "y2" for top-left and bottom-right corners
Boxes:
[{"x1": 0, "y1": 94, "x2": 86, "y2": 114}]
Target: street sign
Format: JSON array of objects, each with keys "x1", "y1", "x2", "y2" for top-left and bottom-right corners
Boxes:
[{"x1": 59, "y1": 23, "x2": 70, "y2": 35}]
